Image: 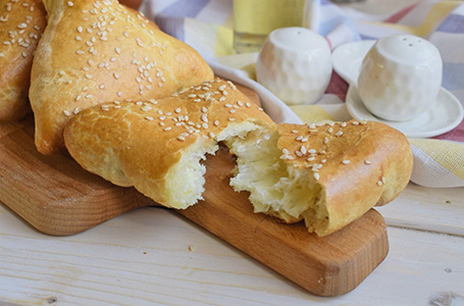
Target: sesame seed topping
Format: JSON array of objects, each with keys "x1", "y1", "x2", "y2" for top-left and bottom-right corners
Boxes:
[
  {"x1": 364, "y1": 160, "x2": 372, "y2": 165},
  {"x1": 281, "y1": 154, "x2": 295, "y2": 160},
  {"x1": 335, "y1": 130, "x2": 344, "y2": 137},
  {"x1": 308, "y1": 149, "x2": 316, "y2": 154},
  {"x1": 313, "y1": 173, "x2": 320, "y2": 181},
  {"x1": 177, "y1": 135, "x2": 186, "y2": 141},
  {"x1": 145, "y1": 116, "x2": 154, "y2": 121},
  {"x1": 63, "y1": 110, "x2": 72, "y2": 117},
  {"x1": 213, "y1": 120, "x2": 220, "y2": 126},
  {"x1": 342, "y1": 160, "x2": 350, "y2": 165},
  {"x1": 291, "y1": 130, "x2": 298, "y2": 134},
  {"x1": 67, "y1": 1, "x2": 74, "y2": 6},
  {"x1": 377, "y1": 180, "x2": 383, "y2": 186},
  {"x1": 341, "y1": 122, "x2": 347, "y2": 127},
  {"x1": 323, "y1": 137, "x2": 329, "y2": 144},
  {"x1": 113, "y1": 73, "x2": 120, "y2": 80},
  {"x1": 163, "y1": 127, "x2": 172, "y2": 131},
  {"x1": 175, "y1": 108, "x2": 181, "y2": 114},
  {"x1": 352, "y1": 121, "x2": 360, "y2": 126}
]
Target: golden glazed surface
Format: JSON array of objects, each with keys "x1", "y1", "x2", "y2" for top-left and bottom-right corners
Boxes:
[
  {"x1": 0, "y1": 0, "x2": 46, "y2": 121},
  {"x1": 228, "y1": 120, "x2": 413, "y2": 236},
  {"x1": 64, "y1": 79, "x2": 273, "y2": 208},
  {"x1": 277, "y1": 121, "x2": 413, "y2": 236},
  {"x1": 30, "y1": 0, "x2": 213, "y2": 154}
]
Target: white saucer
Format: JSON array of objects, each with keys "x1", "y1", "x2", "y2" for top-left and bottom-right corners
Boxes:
[{"x1": 332, "y1": 40, "x2": 464, "y2": 137}]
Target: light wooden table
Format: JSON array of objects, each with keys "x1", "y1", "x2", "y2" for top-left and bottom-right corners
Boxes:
[
  {"x1": 2, "y1": 0, "x2": 463, "y2": 304},
  {"x1": 0, "y1": 184, "x2": 463, "y2": 305}
]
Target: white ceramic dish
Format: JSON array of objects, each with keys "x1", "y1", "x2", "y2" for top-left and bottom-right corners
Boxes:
[
  {"x1": 332, "y1": 40, "x2": 464, "y2": 138},
  {"x1": 346, "y1": 86, "x2": 463, "y2": 138}
]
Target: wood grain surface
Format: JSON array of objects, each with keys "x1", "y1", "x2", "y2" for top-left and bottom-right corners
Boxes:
[{"x1": 0, "y1": 84, "x2": 388, "y2": 296}]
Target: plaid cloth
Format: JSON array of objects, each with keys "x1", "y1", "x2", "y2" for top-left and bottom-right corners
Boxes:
[{"x1": 140, "y1": 0, "x2": 464, "y2": 188}]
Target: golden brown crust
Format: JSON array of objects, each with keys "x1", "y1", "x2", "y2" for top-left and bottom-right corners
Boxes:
[
  {"x1": 0, "y1": 0, "x2": 46, "y2": 121},
  {"x1": 277, "y1": 121, "x2": 413, "y2": 236},
  {"x1": 64, "y1": 79, "x2": 273, "y2": 208},
  {"x1": 30, "y1": 0, "x2": 213, "y2": 155}
]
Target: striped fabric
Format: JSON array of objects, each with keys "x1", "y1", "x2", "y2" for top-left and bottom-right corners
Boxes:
[{"x1": 140, "y1": 0, "x2": 464, "y2": 188}]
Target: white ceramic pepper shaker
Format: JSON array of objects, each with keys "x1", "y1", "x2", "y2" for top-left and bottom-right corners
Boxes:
[
  {"x1": 358, "y1": 34, "x2": 443, "y2": 121},
  {"x1": 256, "y1": 27, "x2": 332, "y2": 105}
]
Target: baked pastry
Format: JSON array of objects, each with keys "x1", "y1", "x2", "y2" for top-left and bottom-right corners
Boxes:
[
  {"x1": 0, "y1": 0, "x2": 46, "y2": 121},
  {"x1": 64, "y1": 79, "x2": 273, "y2": 209},
  {"x1": 65, "y1": 78, "x2": 412, "y2": 235},
  {"x1": 227, "y1": 121, "x2": 413, "y2": 236},
  {"x1": 30, "y1": 0, "x2": 214, "y2": 155}
]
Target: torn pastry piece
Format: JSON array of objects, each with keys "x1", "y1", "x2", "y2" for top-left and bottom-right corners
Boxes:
[
  {"x1": 0, "y1": 0, "x2": 46, "y2": 121},
  {"x1": 30, "y1": 0, "x2": 214, "y2": 155},
  {"x1": 64, "y1": 79, "x2": 273, "y2": 209},
  {"x1": 227, "y1": 121, "x2": 413, "y2": 236}
]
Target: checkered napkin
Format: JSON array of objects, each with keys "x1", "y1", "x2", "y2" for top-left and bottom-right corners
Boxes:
[{"x1": 140, "y1": 0, "x2": 464, "y2": 188}]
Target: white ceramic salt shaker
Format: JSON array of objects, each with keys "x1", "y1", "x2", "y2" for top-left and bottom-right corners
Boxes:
[
  {"x1": 256, "y1": 27, "x2": 332, "y2": 105},
  {"x1": 358, "y1": 34, "x2": 443, "y2": 122}
]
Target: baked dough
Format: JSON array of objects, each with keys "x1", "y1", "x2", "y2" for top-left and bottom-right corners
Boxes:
[
  {"x1": 227, "y1": 121, "x2": 413, "y2": 236},
  {"x1": 64, "y1": 78, "x2": 273, "y2": 209},
  {"x1": 30, "y1": 0, "x2": 214, "y2": 155},
  {"x1": 0, "y1": 0, "x2": 46, "y2": 121},
  {"x1": 64, "y1": 77, "x2": 412, "y2": 235}
]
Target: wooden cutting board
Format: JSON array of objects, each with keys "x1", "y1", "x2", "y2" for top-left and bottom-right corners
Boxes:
[{"x1": 0, "y1": 86, "x2": 388, "y2": 297}]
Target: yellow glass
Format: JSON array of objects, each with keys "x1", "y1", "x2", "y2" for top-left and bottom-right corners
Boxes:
[{"x1": 233, "y1": 0, "x2": 305, "y2": 53}]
